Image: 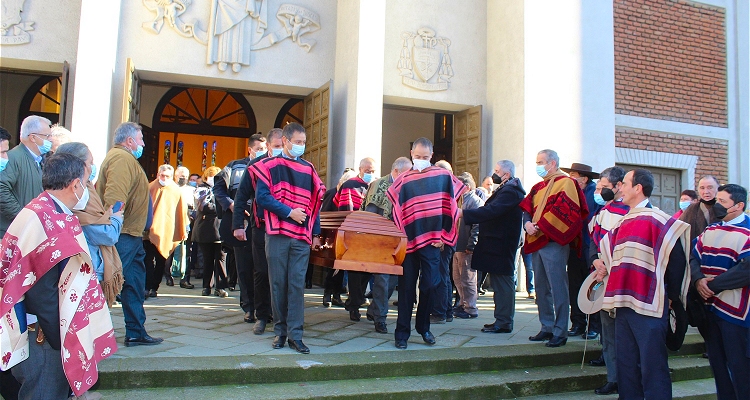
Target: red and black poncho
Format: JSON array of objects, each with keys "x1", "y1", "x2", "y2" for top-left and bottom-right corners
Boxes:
[
  {"x1": 334, "y1": 176, "x2": 368, "y2": 211},
  {"x1": 387, "y1": 166, "x2": 467, "y2": 253}
]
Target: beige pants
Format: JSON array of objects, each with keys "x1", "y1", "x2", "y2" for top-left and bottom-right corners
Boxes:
[{"x1": 452, "y1": 251, "x2": 478, "y2": 314}]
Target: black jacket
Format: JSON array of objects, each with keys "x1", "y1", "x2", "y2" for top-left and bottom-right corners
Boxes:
[
  {"x1": 463, "y1": 177, "x2": 526, "y2": 275},
  {"x1": 213, "y1": 157, "x2": 252, "y2": 247},
  {"x1": 193, "y1": 184, "x2": 221, "y2": 243}
]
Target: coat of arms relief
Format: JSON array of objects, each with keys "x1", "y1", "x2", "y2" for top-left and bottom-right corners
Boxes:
[
  {"x1": 1, "y1": 0, "x2": 34, "y2": 45},
  {"x1": 399, "y1": 27, "x2": 453, "y2": 91}
]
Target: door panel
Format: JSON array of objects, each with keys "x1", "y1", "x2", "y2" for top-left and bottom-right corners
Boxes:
[
  {"x1": 617, "y1": 164, "x2": 681, "y2": 215},
  {"x1": 121, "y1": 58, "x2": 141, "y2": 123},
  {"x1": 303, "y1": 81, "x2": 332, "y2": 186},
  {"x1": 453, "y1": 105, "x2": 482, "y2": 182}
]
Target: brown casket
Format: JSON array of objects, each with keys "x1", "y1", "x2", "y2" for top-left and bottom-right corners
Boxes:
[{"x1": 310, "y1": 211, "x2": 406, "y2": 275}]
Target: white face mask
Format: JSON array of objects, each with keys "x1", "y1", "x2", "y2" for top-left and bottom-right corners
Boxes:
[
  {"x1": 206, "y1": 176, "x2": 215, "y2": 187},
  {"x1": 73, "y1": 185, "x2": 90, "y2": 211},
  {"x1": 412, "y1": 159, "x2": 431, "y2": 171},
  {"x1": 158, "y1": 178, "x2": 170, "y2": 187}
]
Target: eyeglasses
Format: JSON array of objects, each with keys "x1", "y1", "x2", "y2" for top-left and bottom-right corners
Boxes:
[{"x1": 32, "y1": 133, "x2": 51, "y2": 139}]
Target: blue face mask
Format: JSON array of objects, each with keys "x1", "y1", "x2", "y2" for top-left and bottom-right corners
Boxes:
[
  {"x1": 89, "y1": 164, "x2": 97, "y2": 182},
  {"x1": 0, "y1": 157, "x2": 7, "y2": 172},
  {"x1": 254, "y1": 150, "x2": 267, "y2": 159},
  {"x1": 288, "y1": 142, "x2": 305, "y2": 158},
  {"x1": 36, "y1": 138, "x2": 52, "y2": 155},
  {"x1": 271, "y1": 148, "x2": 283, "y2": 157},
  {"x1": 362, "y1": 173, "x2": 374, "y2": 183},
  {"x1": 593, "y1": 193, "x2": 606, "y2": 206},
  {"x1": 535, "y1": 164, "x2": 548, "y2": 178},
  {"x1": 188, "y1": 181, "x2": 197, "y2": 187},
  {"x1": 133, "y1": 145, "x2": 144, "y2": 159},
  {"x1": 679, "y1": 201, "x2": 691, "y2": 211}
]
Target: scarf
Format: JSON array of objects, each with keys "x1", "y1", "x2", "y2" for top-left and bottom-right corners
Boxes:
[
  {"x1": 0, "y1": 192, "x2": 117, "y2": 396},
  {"x1": 692, "y1": 215, "x2": 750, "y2": 327},
  {"x1": 519, "y1": 172, "x2": 588, "y2": 254},
  {"x1": 73, "y1": 181, "x2": 124, "y2": 307},
  {"x1": 334, "y1": 176, "x2": 368, "y2": 211},
  {"x1": 387, "y1": 166, "x2": 467, "y2": 253},
  {"x1": 148, "y1": 180, "x2": 188, "y2": 258},
  {"x1": 248, "y1": 156, "x2": 325, "y2": 244},
  {"x1": 361, "y1": 175, "x2": 394, "y2": 220},
  {"x1": 600, "y1": 206, "x2": 691, "y2": 317}
]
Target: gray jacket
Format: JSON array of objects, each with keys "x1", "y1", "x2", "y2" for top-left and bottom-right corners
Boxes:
[
  {"x1": 0, "y1": 144, "x2": 43, "y2": 237},
  {"x1": 456, "y1": 191, "x2": 484, "y2": 252}
]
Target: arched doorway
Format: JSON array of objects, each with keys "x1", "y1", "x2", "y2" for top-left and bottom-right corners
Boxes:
[
  {"x1": 274, "y1": 98, "x2": 304, "y2": 128},
  {"x1": 18, "y1": 75, "x2": 62, "y2": 128},
  {"x1": 151, "y1": 87, "x2": 257, "y2": 177}
]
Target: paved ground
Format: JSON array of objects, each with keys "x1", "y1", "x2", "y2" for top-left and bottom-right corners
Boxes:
[{"x1": 106, "y1": 284, "x2": 624, "y2": 359}]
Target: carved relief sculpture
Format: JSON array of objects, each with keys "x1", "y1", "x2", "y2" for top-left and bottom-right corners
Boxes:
[
  {"x1": 207, "y1": 0, "x2": 270, "y2": 72},
  {"x1": 250, "y1": 3, "x2": 320, "y2": 52},
  {"x1": 142, "y1": 0, "x2": 208, "y2": 44},
  {"x1": 399, "y1": 27, "x2": 453, "y2": 91},
  {"x1": 1, "y1": 0, "x2": 34, "y2": 45}
]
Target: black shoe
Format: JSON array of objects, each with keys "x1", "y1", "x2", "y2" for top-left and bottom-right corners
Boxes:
[
  {"x1": 288, "y1": 339, "x2": 310, "y2": 354},
  {"x1": 589, "y1": 355, "x2": 606, "y2": 367},
  {"x1": 253, "y1": 319, "x2": 267, "y2": 335},
  {"x1": 125, "y1": 335, "x2": 163, "y2": 347},
  {"x1": 331, "y1": 294, "x2": 345, "y2": 308},
  {"x1": 445, "y1": 315, "x2": 453, "y2": 322},
  {"x1": 483, "y1": 323, "x2": 496, "y2": 328},
  {"x1": 148, "y1": 289, "x2": 157, "y2": 298},
  {"x1": 582, "y1": 331, "x2": 599, "y2": 340},
  {"x1": 349, "y1": 309, "x2": 361, "y2": 321},
  {"x1": 366, "y1": 313, "x2": 374, "y2": 322},
  {"x1": 478, "y1": 289, "x2": 486, "y2": 295},
  {"x1": 594, "y1": 382, "x2": 618, "y2": 395},
  {"x1": 545, "y1": 336, "x2": 568, "y2": 347},
  {"x1": 481, "y1": 326, "x2": 512, "y2": 333},
  {"x1": 421, "y1": 331, "x2": 436, "y2": 345},
  {"x1": 568, "y1": 325, "x2": 586, "y2": 336},
  {"x1": 272, "y1": 335, "x2": 286, "y2": 349},
  {"x1": 429, "y1": 315, "x2": 446, "y2": 324},
  {"x1": 323, "y1": 291, "x2": 331, "y2": 307},
  {"x1": 529, "y1": 331, "x2": 554, "y2": 342},
  {"x1": 214, "y1": 289, "x2": 228, "y2": 298},
  {"x1": 179, "y1": 280, "x2": 194, "y2": 289},
  {"x1": 227, "y1": 287, "x2": 236, "y2": 292},
  {"x1": 244, "y1": 311, "x2": 256, "y2": 323},
  {"x1": 165, "y1": 277, "x2": 174, "y2": 286},
  {"x1": 395, "y1": 339, "x2": 408, "y2": 349},
  {"x1": 454, "y1": 310, "x2": 478, "y2": 319},
  {"x1": 374, "y1": 322, "x2": 388, "y2": 334},
  {"x1": 201, "y1": 288, "x2": 211, "y2": 296}
]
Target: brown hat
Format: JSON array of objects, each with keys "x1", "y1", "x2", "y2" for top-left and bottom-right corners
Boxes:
[{"x1": 561, "y1": 163, "x2": 600, "y2": 179}]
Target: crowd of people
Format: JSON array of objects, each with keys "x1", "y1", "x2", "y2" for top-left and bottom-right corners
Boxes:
[{"x1": 0, "y1": 115, "x2": 747, "y2": 399}]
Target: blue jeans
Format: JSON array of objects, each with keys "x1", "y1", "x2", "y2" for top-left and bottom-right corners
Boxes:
[
  {"x1": 115, "y1": 234, "x2": 148, "y2": 339},
  {"x1": 523, "y1": 252, "x2": 534, "y2": 294}
]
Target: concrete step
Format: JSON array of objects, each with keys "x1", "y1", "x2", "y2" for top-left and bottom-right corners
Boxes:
[
  {"x1": 519, "y1": 378, "x2": 717, "y2": 400},
  {"x1": 96, "y1": 356, "x2": 713, "y2": 400},
  {"x1": 98, "y1": 335, "x2": 706, "y2": 390}
]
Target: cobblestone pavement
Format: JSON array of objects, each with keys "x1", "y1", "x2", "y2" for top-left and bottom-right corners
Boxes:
[{"x1": 106, "y1": 283, "x2": 623, "y2": 359}]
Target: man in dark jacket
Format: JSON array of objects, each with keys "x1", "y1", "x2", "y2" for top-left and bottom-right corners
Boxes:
[
  {"x1": 452, "y1": 172, "x2": 484, "y2": 319},
  {"x1": 460, "y1": 160, "x2": 526, "y2": 333}
]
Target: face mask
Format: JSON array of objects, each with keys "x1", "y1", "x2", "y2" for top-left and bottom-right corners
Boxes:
[
  {"x1": 271, "y1": 148, "x2": 283, "y2": 157},
  {"x1": 36, "y1": 137, "x2": 52, "y2": 155},
  {"x1": 700, "y1": 198, "x2": 716, "y2": 206},
  {"x1": 492, "y1": 173, "x2": 506, "y2": 185},
  {"x1": 73, "y1": 185, "x2": 90, "y2": 211},
  {"x1": 89, "y1": 164, "x2": 97, "y2": 182},
  {"x1": 412, "y1": 159, "x2": 430, "y2": 171},
  {"x1": 593, "y1": 193, "x2": 606, "y2": 206},
  {"x1": 206, "y1": 176, "x2": 215, "y2": 187},
  {"x1": 158, "y1": 179, "x2": 169, "y2": 187},
  {"x1": 362, "y1": 173, "x2": 374, "y2": 184},
  {"x1": 177, "y1": 177, "x2": 187, "y2": 186},
  {"x1": 254, "y1": 150, "x2": 267, "y2": 159},
  {"x1": 288, "y1": 143, "x2": 305, "y2": 158},
  {"x1": 679, "y1": 201, "x2": 691, "y2": 211},
  {"x1": 712, "y1": 202, "x2": 730, "y2": 221},
  {"x1": 535, "y1": 164, "x2": 548, "y2": 178},
  {"x1": 188, "y1": 181, "x2": 197, "y2": 187},
  {"x1": 600, "y1": 188, "x2": 615, "y2": 202},
  {"x1": 132, "y1": 145, "x2": 144, "y2": 159},
  {"x1": 0, "y1": 157, "x2": 8, "y2": 173}
]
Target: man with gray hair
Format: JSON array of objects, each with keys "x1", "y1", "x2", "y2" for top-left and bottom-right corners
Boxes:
[
  {"x1": 361, "y1": 156, "x2": 412, "y2": 333},
  {"x1": 98, "y1": 122, "x2": 163, "y2": 346},
  {"x1": 0, "y1": 115, "x2": 51, "y2": 238},
  {"x1": 49, "y1": 124, "x2": 72, "y2": 153},
  {"x1": 519, "y1": 149, "x2": 588, "y2": 347}
]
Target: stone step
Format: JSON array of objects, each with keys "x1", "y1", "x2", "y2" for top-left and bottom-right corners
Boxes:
[
  {"x1": 519, "y1": 378, "x2": 717, "y2": 400},
  {"x1": 96, "y1": 356, "x2": 713, "y2": 399},
  {"x1": 98, "y1": 335, "x2": 706, "y2": 390}
]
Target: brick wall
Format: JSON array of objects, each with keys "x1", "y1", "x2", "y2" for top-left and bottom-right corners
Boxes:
[
  {"x1": 616, "y1": 128, "x2": 728, "y2": 187},
  {"x1": 614, "y1": 0, "x2": 727, "y2": 127}
]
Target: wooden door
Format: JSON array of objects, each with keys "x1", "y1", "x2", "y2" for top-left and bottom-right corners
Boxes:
[
  {"x1": 302, "y1": 81, "x2": 332, "y2": 186},
  {"x1": 617, "y1": 164, "x2": 681, "y2": 215},
  {"x1": 453, "y1": 105, "x2": 482, "y2": 181},
  {"x1": 121, "y1": 58, "x2": 141, "y2": 123},
  {"x1": 59, "y1": 61, "x2": 70, "y2": 127}
]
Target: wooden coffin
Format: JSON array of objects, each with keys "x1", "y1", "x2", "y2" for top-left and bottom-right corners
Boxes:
[{"x1": 310, "y1": 211, "x2": 406, "y2": 275}]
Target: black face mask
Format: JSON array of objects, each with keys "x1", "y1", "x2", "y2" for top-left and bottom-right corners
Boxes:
[
  {"x1": 700, "y1": 198, "x2": 717, "y2": 206},
  {"x1": 711, "y1": 202, "x2": 730, "y2": 220},
  {"x1": 177, "y1": 177, "x2": 187, "y2": 186},
  {"x1": 492, "y1": 173, "x2": 505, "y2": 185},
  {"x1": 600, "y1": 188, "x2": 615, "y2": 202}
]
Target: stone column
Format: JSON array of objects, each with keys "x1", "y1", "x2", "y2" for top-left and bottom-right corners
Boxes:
[
  {"x1": 70, "y1": 0, "x2": 123, "y2": 169},
  {"x1": 486, "y1": 0, "x2": 615, "y2": 185},
  {"x1": 330, "y1": 0, "x2": 386, "y2": 181}
]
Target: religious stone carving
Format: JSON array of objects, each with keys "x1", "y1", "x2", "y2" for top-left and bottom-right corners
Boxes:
[
  {"x1": 250, "y1": 3, "x2": 320, "y2": 52},
  {"x1": 206, "y1": 0, "x2": 268, "y2": 73},
  {"x1": 399, "y1": 27, "x2": 453, "y2": 91},
  {"x1": 142, "y1": 0, "x2": 207, "y2": 44},
  {"x1": 1, "y1": 0, "x2": 34, "y2": 45}
]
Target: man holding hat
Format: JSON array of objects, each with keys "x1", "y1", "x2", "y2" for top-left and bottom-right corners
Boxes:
[{"x1": 561, "y1": 162, "x2": 602, "y2": 340}]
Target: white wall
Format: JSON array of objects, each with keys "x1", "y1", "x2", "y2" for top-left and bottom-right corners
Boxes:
[{"x1": 381, "y1": 108, "x2": 433, "y2": 172}]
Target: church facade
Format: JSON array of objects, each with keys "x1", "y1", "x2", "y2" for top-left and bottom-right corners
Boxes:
[{"x1": 1, "y1": 0, "x2": 747, "y2": 214}]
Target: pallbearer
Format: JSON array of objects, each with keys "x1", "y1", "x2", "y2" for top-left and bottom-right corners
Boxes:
[
  {"x1": 249, "y1": 122, "x2": 324, "y2": 354},
  {"x1": 387, "y1": 137, "x2": 466, "y2": 350}
]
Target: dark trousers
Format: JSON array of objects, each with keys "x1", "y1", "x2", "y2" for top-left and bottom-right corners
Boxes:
[
  {"x1": 226, "y1": 245, "x2": 237, "y2": 288},
  {"x1": 234, "y1": 244, "x2": 255, "y2": 314},
  {"x1": 324, "y1": 268, "x2": 345, "y2": 293},
  {"x1": 11, "y1": 329, "x2": 69, "y2": 400},
  {"x1": 346, "y1": 271, "x2": 371, "y2": 311},
  {"x1": 490, "y1": 273, "x2": 515, "y2": 330},
  {"x1": 395, "y1": 245, "x2": 441, "y2": 341},
  {"x1": 144, "y1": 240, "x2": 172, "y2": 291},
  {"x1": 431, "y1": 246, "x2": 454, "y2": 319},
  {"x1": 251, "y1": 226, "x2": 272, "y2": 320},
  {"x1": 567, "y1": 249, "x2": 601, "y2": 332},
  {"x1": 115, "y1": 234, "x2": 148, "y2": 338},
  {"x1": 705, "y1": 311, "x2": 750, "y2": 400},
  {"x1": 615, "y1": 305, "x2": 671, "y2": 400},
  {"x1": 199, "y1": 242, "x2": 227, "y2": 290},
  {"x1": 1, "y1": 369, "x2": 20, "y2": 400},
  {"x1": 265, "y1": 234, "x2": 309, "y2": 340}
]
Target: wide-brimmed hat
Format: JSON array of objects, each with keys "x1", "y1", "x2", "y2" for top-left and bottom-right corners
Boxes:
[
  {"x1": 577, "y1": 273, "x2": 607, "y2": 315},
  {"x1": 561, "y1": 163, "x2": 600, "y2": 179}
]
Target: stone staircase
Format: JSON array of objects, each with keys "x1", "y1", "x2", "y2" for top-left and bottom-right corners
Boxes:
[{"x1": 96, "y1": 334, "x2": 715, "y2": 399}]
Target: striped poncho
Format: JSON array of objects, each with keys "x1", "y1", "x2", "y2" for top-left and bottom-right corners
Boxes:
[
  {"x1": 589, "y1": 200, "x2": 630, "y2": 249},
  {"x1": 387, "y1": 166, "x2": 467, "y2": 253},
  {"x1": 600, "y1": 205, "x2": 691, "y2": 317},
  {"x1": 248, "y1": 156, "x2": 325, "y2": 244},
  {"x1": 692, "y1": 215, "x2": 750, "y2": 327},
  {"x1": 334, "y1": 176, "x2": 368, "y2": 211}
]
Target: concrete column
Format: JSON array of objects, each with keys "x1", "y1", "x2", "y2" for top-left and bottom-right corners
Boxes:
[
  {"x1": 487, "y1": 0, "x2": 614, "y2": 186},
  {"x1": 70, "y1": 0, "x2": 123, "y2": 168},
  {"x1": 331, "y1": 0, "x2": 386, "y2": 181},
  {"x1": 728, "y1": 0, "x2": 749, "y2": 188}
]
